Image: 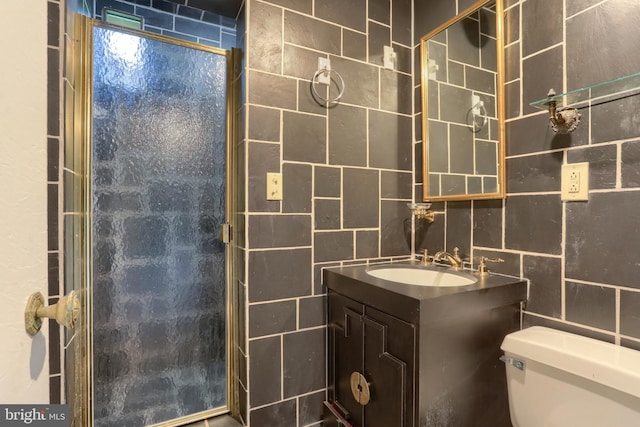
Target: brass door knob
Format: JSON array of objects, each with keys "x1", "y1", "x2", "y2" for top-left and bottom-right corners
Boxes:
[
  {"x1": 350, "y1": 372, "x2": 371, "y2": 406},
  {"x1": 25, "y1": 291, "x2": 80, "y2": 336}
]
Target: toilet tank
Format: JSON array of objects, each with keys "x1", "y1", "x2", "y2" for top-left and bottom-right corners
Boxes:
[{"x1": 501, "y1": 326, "x2": 640, "y2": 427}]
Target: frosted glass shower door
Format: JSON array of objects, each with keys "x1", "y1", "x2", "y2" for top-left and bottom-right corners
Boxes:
[{"x1": 91, "y1": 26, "x2": 228, "y2": 427}]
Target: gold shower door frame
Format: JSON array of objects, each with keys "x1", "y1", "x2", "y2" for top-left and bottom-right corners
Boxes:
[{"x1": 66, "y1": 15, "x2": 239, "y2": 427}]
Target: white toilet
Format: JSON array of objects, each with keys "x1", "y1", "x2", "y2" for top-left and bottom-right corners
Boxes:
[{"x1": 501, "y1": 326, "x2": 640, "y2": 426}]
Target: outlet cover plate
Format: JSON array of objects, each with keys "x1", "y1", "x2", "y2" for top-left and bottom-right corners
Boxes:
[
  {"x1": 561, "y1": 162, "x2": 589, "y2": 201},
  {"x1": 267, "y1": 172, "x2": 283, "y2": 200}
]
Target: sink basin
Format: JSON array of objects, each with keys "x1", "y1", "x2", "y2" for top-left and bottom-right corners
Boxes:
[{"x1": 366, "y1": 267, "x2": 477, "y2": 287}]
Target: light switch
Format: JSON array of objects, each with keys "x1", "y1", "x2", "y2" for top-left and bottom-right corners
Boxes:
[{"x1": 267, "y1": 172, "x2": 282, "y2": 200}]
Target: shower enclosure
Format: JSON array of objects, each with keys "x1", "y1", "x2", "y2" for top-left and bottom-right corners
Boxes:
[{"x1": 67, "y1": 19, "x2": 236, "y2": 426}]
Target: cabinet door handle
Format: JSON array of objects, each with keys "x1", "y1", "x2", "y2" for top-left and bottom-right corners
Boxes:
[{"x1": 350, "y1": 372, "x2": 371, "y2": 405}]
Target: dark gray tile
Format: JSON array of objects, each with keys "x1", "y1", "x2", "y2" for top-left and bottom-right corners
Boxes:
[
  {"x1": 48, "y1": 1, "x2": 60, "y2": 47},
  {"x1": 261, "y1": 0, "x2": 312, "y2": 13},
  {"x1": 283, "y1": 43, "x2": 321, "y2": 80},
  {"x1": 506, "y1": 113, "x2": 584, "y2": 156},
  {"x1": 343, "y1": 28, "x2": 366, "y2": 61},
  {"x1": 245, "y1": 1, "x2": 282, "y2": 73},
  {"x1": 369, "y1": 0, "x2": 389, "y2": 24},
  {"x1": 299, "y1": 390, "x2": 325, "y2": 426},
  {"x1": 475, "y1": 140, "x2": 498, "y2": 177},
  {"x1": 49, "y1": 374, "x2": 61, "y2": 404},
  {"x1": 428, "y1": 120, "x2": 448, "y2": 173},
  {"x1": 621, "y1": 290, "x2": 640, "y2": 339},
  {"x1": 284, "y1": 10, "x2": 341, "y2": 53},
  {"x1": 380, "y1": 200, "x2": 411, "y2": 257},
  {"x1": 439, "y1": 84, "x2": 471, "y2": 125},
  {"x1": 315, "y1": 0, "x2": 366, "y2": 32},
  {"x1": 507, "y1": 151, "x2": 563, "y2": 193},
  {"x1": 592, "y1": 95, "x2": 640, "y2": 144},
  {"x1": 249, "y1": 399, "x2": 296, "y2": 427},
  {"x1": 299, "y1": 296, "x2": 326, "y2": 329},
  {"x1": 48, "y1": 253, "x2": 60, "y2": 297},
  {"x1": 368, "y1": 21, "x2": 389, "y2": 67},
  {"x1": 356, "y1": 230, "x2": 379, "y2": 259},
  {"x1": 505, "y1": 4, "x2": 519, "y2": 45},
  {"x1": 315, "y1": 199, "x2": 341, "y2": 230},
  {"x1": 249, "y1": 336, "x2": 281, "y2": 406},
  {"x1": 248, "y1": 249, "x2": 312, "y2": 302},
  {"x1": 314, "y1": 166, "x2": 341, "y2": 197},
  {"x1": 283, "y1": 328, "x2": 325, "y2": 397},
  {"x1": 392, "y1": 42, "x2": 411, "y2": 74},
  {"x1": 466, "y1": 67, "x2": 495, "y2": 94},
  {"x1": 448, "y1": 17, "x2": 480, "y2": 67},
  {"x1": 248, "y1": 142, "x2": 280, "y2": 212},
  {"x1": 249, "y1": 300, "x2": 297, "y2": 338},
  {"x1": 622, "y1": 140, "x2": 640, "y2": 188},
  {"x1": 138, "y1": 7, "x2": 174, "y2": 30},
  {"x1": 566, "y1": 282, "x2": 616, "y2": 332},
  {"x1": 343, "y1": 168, "x2": 379, "y2": 228},
  {"x1": 445, "y1": 201, "x2": 471, "y2": 257},
  {"x1": 314, "y1": 231, "x2": 353, "y2": 262},
  {"x1": 329, "y1": 104, "x2": 367, "y2": 166},
  {"x1": 248, "y1": 215, "x2": 311, "y2": 248},
  {"x1": 522, "y1": 46, "x2": 563, "y2": 115},
  {"x1": 381, "y1": 171, "x2": 412, "y2": 199},
  {"x1": 473, "y1": 249, "x2": 520, "y2": 277},
  {"x1": 369, "y1": 110, "x2": 412, "y2": 170},
  {"x1": 522, "y1": 255, "x2": 561, "y2": 318},
  {"x1": 473, "y1": 199, "x2": 503, "y2": 248},
  {"x1": 380, "y1": 69, "x2": 412, "y2": 115},
  {"x1": 440, "y1": 174, "x2": 466, "y2": 197},
  {"x1": 566, "y1": 192, "x2": 640, "y2": 288},
  {"x1": 48, "y1": 47, "x2": 60, "y2": 137},
  {"x1": 283, "y1": 163, "x2": 312, "y2": 213},
  {"x1": 449, "y1": 124, "x2": 474, "y2": 174},
  {"x1": 567, "y1": 1, "x2": 640, "y2": 90},
  {"x1": 566, "y1": 0, "x2": 602, "y2": 18},
  {"x1": 283, "y1": 111, "x2": 326, "y2": 163},
  {"x1": 521, "y1": 0, "x2": 562, "y2": 57},
  {"x1": 391, "y1": 0, "x2": 411, "y2": 46},
  {"x1": 414, "y1": 0, "x2": 455, "y2": 39},
  {"x1": 567, "y1": 144, "x2": 617, "y2": 190},
  {"x1": 298, "y1": 80, "x2": 328, "y2": 116},
  {"x1": 505, "y1": 195, "x2": 562, "y2": 254},
  {"x1": 248, "y1": 70, "x2": 297, "y2": 110},
  {"x1": 331, "y1": 56, "x2": 379, "y2": 108},
  {"x1": 419, "y1": 212, "x2": 444, "y2": 253},
  {"x1": 48, "y1": 184, "x2": 58, "y2": 251},
  {"x1": 505, "y1": 79, "x2": 520, "y2": 120},
  {"x1": 248, "y1": 106, "x2": 280, "y2": 142},
  {"x1": 505, "y1": 41, "x2": 520, "y2": 83}
]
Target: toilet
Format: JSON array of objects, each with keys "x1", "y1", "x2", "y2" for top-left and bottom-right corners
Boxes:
[{"x1": 501, "y1": 326, "x2": 640, "y2": 426}]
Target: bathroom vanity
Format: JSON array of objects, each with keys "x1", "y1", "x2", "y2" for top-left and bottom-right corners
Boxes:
[{"x1": 323, "y1": 261, "x2": 527, "y2": 427}]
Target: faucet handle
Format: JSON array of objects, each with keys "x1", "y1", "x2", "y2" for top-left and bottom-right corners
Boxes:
[
  {"x1": 420, "y1": 249, "x2": 431, "y2": 265},
  {"x1": 477, "y1": 256, "x2": 505, "y2": 276}
]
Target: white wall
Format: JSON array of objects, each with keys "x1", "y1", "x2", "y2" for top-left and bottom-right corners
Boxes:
[{"x1": 0, "y1": 0, "x2": 50, "y2": 403}]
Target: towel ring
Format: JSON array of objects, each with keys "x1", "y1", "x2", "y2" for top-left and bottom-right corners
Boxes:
[
  {"x1": 311, "y1": 68, "x2": 346, "y2": 107},
  {"x1": 467, "y1": 101, "x2": 488, "y2": 133}
]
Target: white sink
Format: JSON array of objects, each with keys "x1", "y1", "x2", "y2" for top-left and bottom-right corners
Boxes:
[{"x1": 366, "y1": 267, "x2": 477, "y2": 287}]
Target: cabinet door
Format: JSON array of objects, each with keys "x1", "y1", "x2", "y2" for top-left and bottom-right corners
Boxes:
[
  {"x1": 328, "y1": 292, "x2": 365, "y2": 426},
  {"x1": 363, "y1": 307, "x2": 416, "y2": 427}
]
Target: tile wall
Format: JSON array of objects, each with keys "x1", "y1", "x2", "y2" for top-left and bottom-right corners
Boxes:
[
  {"x1": 415, "y1": 0, "x2": 640, "y2": 348},
  {"x1": 242, "y1": 0, "x2": 413, "y2": 425}
]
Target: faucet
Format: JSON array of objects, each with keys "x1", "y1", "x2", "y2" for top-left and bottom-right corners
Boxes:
[{"x1": 433, "y1": 247, "x2": 464, "y2": 270}]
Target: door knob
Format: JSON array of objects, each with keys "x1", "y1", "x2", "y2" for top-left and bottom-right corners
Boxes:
[{"x1": 25, "y1": 290, "x2": 80, "y2": 336}]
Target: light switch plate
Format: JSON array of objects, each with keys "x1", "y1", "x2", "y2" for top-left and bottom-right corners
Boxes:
[
  {"x1": 267, "y1": 172, "x2": 282, "y2": 200},
  {"x1": 561, "y1": 162, "x2": 589, "y2": 201}
]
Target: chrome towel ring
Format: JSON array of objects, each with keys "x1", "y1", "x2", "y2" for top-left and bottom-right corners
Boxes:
[{"x1": 311, "y1": 67, "x2": 346, "y2": 107}]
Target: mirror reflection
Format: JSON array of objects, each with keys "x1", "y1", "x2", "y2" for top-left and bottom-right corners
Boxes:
[{"x1": 421, "y1": 0, "x2": 505, "y2": 201}]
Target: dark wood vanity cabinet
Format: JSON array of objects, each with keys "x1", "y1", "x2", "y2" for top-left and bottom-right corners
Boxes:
[
  {"x1": 325, "y1": 291, "x2": 417, "y2": 427},
  {"x1": 323, "y1": 262, "x2": 527, "y2": 427}
]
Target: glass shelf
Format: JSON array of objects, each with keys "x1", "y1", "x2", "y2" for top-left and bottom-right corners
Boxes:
[{"x1": 530, "y1": 71, "x2": 640, "y2": 109}]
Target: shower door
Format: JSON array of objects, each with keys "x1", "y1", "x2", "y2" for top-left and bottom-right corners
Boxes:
[{"x1": 90, "y1": 24, "x2": 230, "y2": 427}]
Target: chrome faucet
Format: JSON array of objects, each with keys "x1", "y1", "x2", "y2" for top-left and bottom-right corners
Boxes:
[{"x1": 433, "y1": 247, "x2": 464, "y2": 270}]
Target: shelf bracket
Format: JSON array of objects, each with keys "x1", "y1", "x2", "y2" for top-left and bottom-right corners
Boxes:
[{"x1": 546, "y1": 89, "x2": 581, "y2": 134}]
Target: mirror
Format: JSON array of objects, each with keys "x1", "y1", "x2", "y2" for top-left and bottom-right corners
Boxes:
[{"x1": 420, "y1": 0, "x2": 505, "y2": 201}]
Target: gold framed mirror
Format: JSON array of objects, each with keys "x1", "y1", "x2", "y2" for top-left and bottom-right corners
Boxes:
[{"x1": 420, "y1": 0, "x2": 505, "y2": 201}]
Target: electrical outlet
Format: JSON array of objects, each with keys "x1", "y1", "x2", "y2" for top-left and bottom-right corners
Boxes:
[
  {"x1": 266, "y1": 172, "x2": 282, "y2": 200},
  {"x1": 561, "y1": 163, "x2": 589, "y2": 201}
]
